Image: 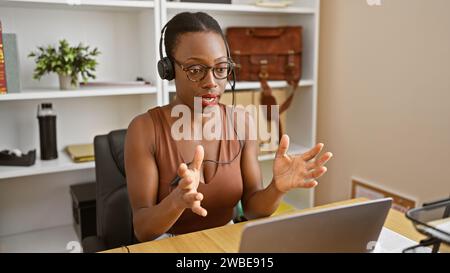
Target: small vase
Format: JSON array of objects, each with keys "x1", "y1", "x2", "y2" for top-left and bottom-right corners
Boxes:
[{"x1": 58, "y1": 74, "x2": 79, "y2": 90}]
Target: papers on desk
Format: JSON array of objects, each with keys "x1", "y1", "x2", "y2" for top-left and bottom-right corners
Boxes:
[
  {"x1": 428, "y1": 217, "x2": 450, "y2": 234},
  {"x1": 435, "y1": 220, "x2": 450, "y2": 234},
  {"x1": 373, "y1": 227, "x2": 431, "y2": 253},
  {"x1": 423, "y1": 219, "x2": 450, "y2": 243}
]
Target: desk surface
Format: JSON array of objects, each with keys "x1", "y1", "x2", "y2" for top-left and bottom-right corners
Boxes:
[{"x1": 103, "y1": 198, "x2": 449, "y2": 253}]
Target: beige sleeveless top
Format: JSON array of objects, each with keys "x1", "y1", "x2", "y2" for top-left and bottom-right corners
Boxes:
[{"x1": 147, "y1": 104, "x2": 243, "y2": 234}]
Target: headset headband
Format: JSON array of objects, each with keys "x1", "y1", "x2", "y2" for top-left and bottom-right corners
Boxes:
[{"x1": 159, "y1": 22, "x2": 235, "y2": 92}]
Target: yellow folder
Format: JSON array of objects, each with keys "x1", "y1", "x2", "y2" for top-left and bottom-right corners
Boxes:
[{"x1": 66, "y1": 144, "x2": 95, "y2": 163}]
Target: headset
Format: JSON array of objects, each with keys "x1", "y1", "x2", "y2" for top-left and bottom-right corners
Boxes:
[
  {"x1": 157, "y1": 23, "x2": 236, "y2": 103},
  {"x1": 157, "y1": 22, "x2": 243, "y2": 188},
  {"x1": 157, "y1": 24, "x2": 176, "y2": 81}
]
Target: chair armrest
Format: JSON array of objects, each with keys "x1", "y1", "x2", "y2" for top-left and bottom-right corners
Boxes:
[{"x1": 82, "y1": 236, "x2": 108, "y2": 253}]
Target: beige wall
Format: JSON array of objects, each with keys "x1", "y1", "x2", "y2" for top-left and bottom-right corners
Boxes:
[{"x1": 316, "y1": 0, "x2": 450, "y2": 206}]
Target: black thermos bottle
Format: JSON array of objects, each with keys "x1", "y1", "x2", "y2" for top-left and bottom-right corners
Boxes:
[{"x1": 37, "y1": 103, "x2": 58, "y2": 160}]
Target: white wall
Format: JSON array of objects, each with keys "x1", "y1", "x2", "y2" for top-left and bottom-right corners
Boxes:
[{"x1": 316, "y1": 0, "x2": 450, "y2": 206}]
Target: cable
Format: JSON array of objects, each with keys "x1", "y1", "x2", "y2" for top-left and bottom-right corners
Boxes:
[
  {"x1": 121, "y1": 245, "x2": 131, "y2": 253},
  {"x1": 169, "y1": 105, "x2": 243, "y2": 187}
]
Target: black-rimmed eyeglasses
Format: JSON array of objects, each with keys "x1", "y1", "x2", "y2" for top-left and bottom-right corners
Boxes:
[{"x1": 173, "y1": 59, "x2": 234, "y2": 82}]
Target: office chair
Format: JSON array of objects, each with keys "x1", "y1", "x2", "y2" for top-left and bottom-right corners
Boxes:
[
  {"x1": 82, "y1": 129, "x2": 246, "y2": 252},
  {"x1": 82, "y1": 129, "x2": 136, "y2": 253}
]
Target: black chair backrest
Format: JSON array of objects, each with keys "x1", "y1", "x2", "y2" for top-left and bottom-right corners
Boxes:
[{"x1": 94, "y1": 129, "x2": 135, "y2": 249}]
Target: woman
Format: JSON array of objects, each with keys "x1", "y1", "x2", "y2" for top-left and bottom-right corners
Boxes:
[{"x1": 124, "y1": 12, "x2": 332, "y2": 242}]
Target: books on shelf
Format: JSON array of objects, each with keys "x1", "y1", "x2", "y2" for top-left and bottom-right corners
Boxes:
[
  {"x1": 3, "y1": 33, "x2": 21, "y2": 93},
  {"x1": 66, "y1": 143, "x2": 95, "y2": 163},
  {"x1": 0, "y1": 18, "x2": 21, "y2": 95},
  {"x1": 0, "y1": 20, "x2": 7, "y2": 94}
]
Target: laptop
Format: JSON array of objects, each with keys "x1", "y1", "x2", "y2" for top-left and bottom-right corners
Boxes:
[{"x1": 239, "y1": 198, "x2": 392, "y2": 253}]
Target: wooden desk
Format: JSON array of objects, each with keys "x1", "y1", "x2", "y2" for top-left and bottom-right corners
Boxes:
[{"x1": 103, "y1": 198, "x2": 449, "y2": 253}]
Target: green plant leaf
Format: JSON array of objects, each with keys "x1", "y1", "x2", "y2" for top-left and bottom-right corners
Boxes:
[{"x1": 29, "y1": 39, "x2": 101, "y2": 83}]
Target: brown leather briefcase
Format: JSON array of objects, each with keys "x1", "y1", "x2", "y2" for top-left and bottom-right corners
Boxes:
[{"x1": 226, "y1": 26, "x2": 303, "y2": 142}]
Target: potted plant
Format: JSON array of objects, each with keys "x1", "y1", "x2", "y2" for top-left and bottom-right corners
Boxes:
[{"x1": 28, "y1": 39, "x2": 100, "y2": 90}]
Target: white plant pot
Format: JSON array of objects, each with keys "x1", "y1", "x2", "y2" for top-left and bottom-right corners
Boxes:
[{"x1": 58, "y1": 74, "x2": 79, "y2": 90}]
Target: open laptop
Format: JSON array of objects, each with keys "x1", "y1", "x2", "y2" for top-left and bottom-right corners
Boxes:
[{"x1": 239, "y1": 198, "x2": 392, "y2": 253}]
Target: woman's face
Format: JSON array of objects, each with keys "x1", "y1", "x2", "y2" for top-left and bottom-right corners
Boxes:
[{"x1": 172, "y1": 31, "x2": 229, "y2": 109}]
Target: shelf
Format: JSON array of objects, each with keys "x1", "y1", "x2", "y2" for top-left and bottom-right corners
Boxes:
[
  {"x1": 168, "y1": 79, "x2": 314, "y2": 93},
  {"x1": 0, "y1": 143, "x2": 307, "y2": 179},
  {"x1": 258, "y1": 143, "x2": 309, "y2": 161},
  {"x1": 233, "y1": 79, "x2": 314, "y2": 91},
  {"x1": 0, "y1": 0, "x2": 155, "y2": 11},
  {"x1": 0, "y1": 151, "x2": 94, "y2": 180},
  {"x1": 166, "y1": 2, "x2": 315, "y2": 15},
  {"x1": 0, "y1": 86, "x2": 157, "y2": 101}
]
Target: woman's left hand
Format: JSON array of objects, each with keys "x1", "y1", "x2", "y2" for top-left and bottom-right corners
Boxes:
[{"x1": 273, "y1": 135, "x2": 333, "y2": 193}]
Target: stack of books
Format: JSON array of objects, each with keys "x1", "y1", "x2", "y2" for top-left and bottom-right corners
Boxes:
[{"x1": 66, "y1": 144, "x2": 95, "y2": 163}]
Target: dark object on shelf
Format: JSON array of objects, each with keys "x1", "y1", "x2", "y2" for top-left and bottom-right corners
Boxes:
[
  {"x1": 37, "y1": 102, "x2": 58, "y2": 160},
  {"x1": 70, "y1": 182, "x2": 97, "y2": 241},
  {"x1": 0, "y1": 149, "x2": 36, "y2": 166},
  {"x1": 403, "y1": 196, "x2": 450, "y2": 253},
  {"x1": 136, "y1": 77, "x2": 152, "y2": 85}
]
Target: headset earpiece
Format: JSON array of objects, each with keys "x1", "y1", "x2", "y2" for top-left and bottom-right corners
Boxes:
[
  {"x1": 158, "y1": 24, "x2": 175, "y2": 81},
  {"x1": 157, "y1": 57, "x2": 175, "y2": 81}
]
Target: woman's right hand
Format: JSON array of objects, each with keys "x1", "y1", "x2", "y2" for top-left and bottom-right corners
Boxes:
[{"x1": 176, "y1": 145, "x2": 208, "y2": 217}]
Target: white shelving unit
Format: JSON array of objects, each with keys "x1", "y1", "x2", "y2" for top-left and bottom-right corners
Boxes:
[
  {"x1": 0, "y1": 152, "x2": 95, "y2": 180},
  {"x1": 0, "y1": 86, "x2": 157, "y2": 101},
  {"x1": 0, "y1": 0, "x2": 320, "y2": 246},
  {"x1": 0, "y1": 0, "x2": 155, "y2": 10},
  {"x1": 165, "y1": 1, "x2": 315, "y2": 14},
  {"x1": 0, "y1": 1, "x2": 161, "y2": 158},
  {"x1": 0, "y1": 0, "x2": 162, "y2": 240}
]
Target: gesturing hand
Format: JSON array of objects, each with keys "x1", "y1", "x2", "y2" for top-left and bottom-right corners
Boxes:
[
  {"x1": 273, "y1": 135, "x2": 333, "y2": 193},
  {"x1": 176, "y1": 145, "x2": 208, "y2": 217}
]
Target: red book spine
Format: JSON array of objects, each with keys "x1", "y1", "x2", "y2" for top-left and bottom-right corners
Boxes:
[{"x1": 0, "y1": 20, "x2": 7, "y2": 94}]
